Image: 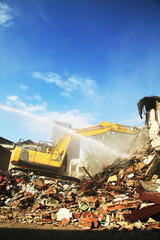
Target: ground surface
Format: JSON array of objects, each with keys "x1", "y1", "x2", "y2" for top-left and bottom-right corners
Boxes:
[{"x1": 0, "y1": 223, "x2": 159, "y2": 240}]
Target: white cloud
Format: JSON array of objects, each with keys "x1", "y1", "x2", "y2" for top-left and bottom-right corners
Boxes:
[
  {"x1": 60, "y1": 92, "x2": 72, "y2": 98},
  {"x1": 0, "y1": 103, "x2": 53, "y2": 141},
  {"x1": 33, "y1": 94, "x2": 41, "y2": 101},
  {"x1": 19, "y1": 85, "x2": 41, "y2": 101},
  {"x1": 33, "y1": 72, "x2": 62, "y2": 85},
  {"x1": 0, "y1": 96, "x2": 94, "y2": 141},
  {"x1": 33, "y1": 72, "x2": 97, "y2": 97},
  {"x1": 7, "y1": 95, "x2": 46, "y2": 112},
  {"x1": 47, "y1": 109, "x2": 93, "y2": 129},
  {"x1": 20, "y1": 85, "x2": 29, "y2": 91},
  {"x1": 33, "y1": 0, "x2": 49, "y2": 23},
  {"x1": 0, "y1": 2, "x2": 14, "y2": 27},
  {"x1": 7, "y1": 95, "x2": 18, "y2": 101}
]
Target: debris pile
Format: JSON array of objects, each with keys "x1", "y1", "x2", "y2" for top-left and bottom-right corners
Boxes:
[{"x1": 0, "y1": 135, "x2": 160, "y2": 231}]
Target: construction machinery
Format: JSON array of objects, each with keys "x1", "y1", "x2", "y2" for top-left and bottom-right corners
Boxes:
[{"x1": 10, "y1": 121, "x2": 135, "y2": 181}]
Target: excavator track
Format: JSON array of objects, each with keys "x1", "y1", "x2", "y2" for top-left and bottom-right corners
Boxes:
[{"x1": 10, "y1": 167, "x2": 81, "y2": 183}]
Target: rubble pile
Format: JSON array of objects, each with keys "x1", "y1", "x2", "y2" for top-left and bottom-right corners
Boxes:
[{"x1": 0, "y1": 141, "x2": 160, "y2": 231}]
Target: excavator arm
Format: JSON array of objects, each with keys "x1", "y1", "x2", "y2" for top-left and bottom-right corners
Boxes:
[{"x1": 76, "y1": 121, "x2": 135, "y2": 137}]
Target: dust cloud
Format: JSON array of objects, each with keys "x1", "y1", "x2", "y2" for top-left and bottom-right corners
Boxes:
[{"x1": 51, "y1": 122, "x2": 147, "y2": 176}]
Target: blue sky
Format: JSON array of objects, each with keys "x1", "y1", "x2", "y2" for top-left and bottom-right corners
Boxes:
[{"x1": 0, "y1": 0, "x2": 160, "y2": 142}]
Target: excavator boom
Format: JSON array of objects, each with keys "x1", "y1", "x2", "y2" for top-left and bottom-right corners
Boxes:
[{"x1": 76, "y1": 121, "x2": 135, "y2": 137}]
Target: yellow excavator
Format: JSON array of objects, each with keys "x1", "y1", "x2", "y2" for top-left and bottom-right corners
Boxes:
[{"x1": 10, "y1": 121, "x2": 135, "y2": 181}]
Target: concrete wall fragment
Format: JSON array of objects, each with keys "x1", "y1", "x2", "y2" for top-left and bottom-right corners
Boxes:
[{"x1": 137, "y1": 96, "x2": 160, "y2": 150}]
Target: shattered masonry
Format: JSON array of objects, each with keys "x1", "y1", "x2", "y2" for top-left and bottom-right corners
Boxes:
[
  {"x1": 0, "y1": 138, "x2": 160, "y2": 231},
  {"x1": 0, "y1": 95, "x2": 160, "y2": 230}
]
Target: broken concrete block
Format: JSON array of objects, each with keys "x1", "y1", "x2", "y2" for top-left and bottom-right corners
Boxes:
[
  {"x1": 107, "y1": 175, "x2": 118, "y2": 183},
  {"x1": 56, "y1": 208, "x2": 72, "y2": 221}
]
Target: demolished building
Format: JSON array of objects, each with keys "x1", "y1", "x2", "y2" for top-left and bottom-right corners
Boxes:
[
  {"x1": 137, "y1": 96, "x2": 160, "y2": 150},
  {"x1": 0, "y1": 96, "x2": 160, "y2": 231}
]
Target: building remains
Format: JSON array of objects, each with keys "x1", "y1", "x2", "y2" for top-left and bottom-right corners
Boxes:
[{"x1": 0, "y1": 96, "x2": 160, "y2": 231}]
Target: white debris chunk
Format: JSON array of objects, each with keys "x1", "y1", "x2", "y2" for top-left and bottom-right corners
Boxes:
[{"x1": 56, "y1": 208, "x2": 72, "y2": 221}]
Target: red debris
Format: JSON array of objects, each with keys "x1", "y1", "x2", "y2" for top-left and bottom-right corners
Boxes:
[{"x1": 124, "y1": 204, "x2": 160, "y2": 222}]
